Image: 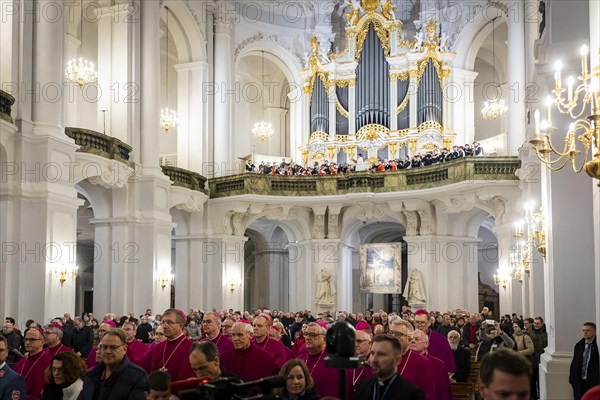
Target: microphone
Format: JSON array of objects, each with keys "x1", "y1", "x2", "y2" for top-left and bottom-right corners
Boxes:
[{"x1": 231, "y1": 375, "x2": 286, "y2": 390}]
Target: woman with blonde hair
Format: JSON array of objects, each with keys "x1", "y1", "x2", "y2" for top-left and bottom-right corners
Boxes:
[{"x1": 278, "y1": 359, "x2": 320, "y2": 400}]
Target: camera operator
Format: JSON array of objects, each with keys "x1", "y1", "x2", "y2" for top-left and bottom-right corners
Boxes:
[{"x1": 476, "y1": 320, "x2": 515, "y2": 362}]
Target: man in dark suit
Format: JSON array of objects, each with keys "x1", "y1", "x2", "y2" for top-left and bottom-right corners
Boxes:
[
  {"x1": 569, "y1": 322, "x2": 599, "y2": 400},
  {"x1": 353, "y1": 335, "x2": 424, "y2": 400},
  {"x1": 0, "y1": 336, "x2": 25, "y2": 400}
]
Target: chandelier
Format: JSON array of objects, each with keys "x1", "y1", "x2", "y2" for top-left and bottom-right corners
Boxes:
[
  {"x1": 160, "y1": 6, "x2": 178, "y2": 133},
  {"x1": 530, "y1": 46, "x2": 600, "y2": 185},
  {"x1": 493, "y1": 267, "x2": 510, "y2": 290},
  {"x1": 481, "y1": 17, "x2": 507, "y2": 120},
  {"x1": 65, "y1": 0, "x2": 97, "y2": 87},
  {"x1": 252, "y1": 51, "x2": 274, "y2": 142}
]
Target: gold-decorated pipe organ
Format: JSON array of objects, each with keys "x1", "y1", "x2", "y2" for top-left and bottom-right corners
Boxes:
[{"x1": 299, "y1": 0, "x2": 456, "y2": 166}]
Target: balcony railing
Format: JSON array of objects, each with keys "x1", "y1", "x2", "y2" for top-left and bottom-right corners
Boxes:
[
  {"x1": 65, "y1": 127, "x2": 133, "y2": 166},
  {"x1": 161, "y1": 165, "x2": 207, "y2": 194},
  {"x1": 0, "y1": 89, "x2": 15, "y2": 124},
  {"x1": 208, "y1": 157, "x2": 521, "y2": 198}
]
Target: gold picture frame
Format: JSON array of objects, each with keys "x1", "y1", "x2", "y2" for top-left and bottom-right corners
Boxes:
[{"x1": 359, "y1": 243, "x2": 403, "y2": 294}]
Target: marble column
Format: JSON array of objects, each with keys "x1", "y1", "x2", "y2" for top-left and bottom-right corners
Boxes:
[
  {"x1": 213, "y1": 6, "x2": 233, "y2": 174},
  {"x1": 450, "y1": 68, "x2": 478, "y2": 146},
  {"x1": 175, "y1": 61, "x2": 209, "y2": 172},
  {"x1": 140, "y1": 0, "x2": 161, "y2": 169},
  {"x1": 348, "y1": 83, "x2": 356, "y2": 135},
  {"x1": 506, "y1": 0, "x2": 527, "y2": 155},
  {"x1": 390, "y1": 77, "x2": 398, "y2": 131}
]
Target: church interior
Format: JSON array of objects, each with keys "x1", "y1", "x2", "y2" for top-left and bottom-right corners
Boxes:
[{"x1": 0, "y1": 0, "x2": 599, "y2": 398}]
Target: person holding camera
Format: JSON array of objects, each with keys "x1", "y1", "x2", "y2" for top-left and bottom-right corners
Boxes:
[{"x1": 476, "y1": 320, "x2": 515, "y2": 362}]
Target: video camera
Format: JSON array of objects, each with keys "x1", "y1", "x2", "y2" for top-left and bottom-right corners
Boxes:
[{"x1": 178, "y1": 375, "x2": 285, "y2": 400}]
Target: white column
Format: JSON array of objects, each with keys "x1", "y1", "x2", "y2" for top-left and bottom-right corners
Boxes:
[
  {"x1": 328, "y1": 85, "x2": 336, "y2": 140},
  {"x1": 97, "y1": 3, "x2": 134, "y2": 143},
  {"x1": 494, "y1": 223, "x2": 520, "y2": 315},
  {"x1": 175, "y1": 61, "x2": 208, "y2": 171},
  {"x1": 140, "y1": 0, "x2": 161, "y2": 169},
  {"x1": 591, "y1": 0, "x2": 600, "y2": 356},
  {"x1": 409, "y1": 74, "x2": 418, "y2": 129},
  {"x1": 213, "y1": 7, "x2": 233, "y2": 174},
  {"x1": 506, "y1": 0, "x2": 527, "y2": 155},
  {"x1": 450, "y1": 68, "x2": 478, "y2": 146},
  {"x1": 31, "y1": 0, "x2": 64, "y2": 136},
  {"x1": 538, "y1": 168, "x2": 597, "y2": 399},
  {"x1": 390, "y1": 77, "x2": 397, "y2": 131},
  {"x1": 348, "y1": 84, "x2": 356, "y2": 134}
]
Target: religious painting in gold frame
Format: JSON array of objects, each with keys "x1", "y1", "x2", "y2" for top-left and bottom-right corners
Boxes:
[{"x1": 359, "y1": 243, "x2": 403, "y2": 294}]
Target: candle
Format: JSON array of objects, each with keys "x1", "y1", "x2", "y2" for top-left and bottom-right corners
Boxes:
[
  {"x1": 580, "y1": 45, "x2": 588, "y2": 76},
  {"x1": 534, "y1": 109, "x2": 540, "y2": 135},
  {"x1": 567, "y1": 76, "x2": 574, "y2": 101},
  {"x1": 545, "y1": 96, "x2": 552, "y2": 126}
]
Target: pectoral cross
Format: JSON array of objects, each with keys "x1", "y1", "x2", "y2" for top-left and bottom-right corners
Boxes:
[{"x1": 159, "y1": 366, "x2": 168, "y2": 372}]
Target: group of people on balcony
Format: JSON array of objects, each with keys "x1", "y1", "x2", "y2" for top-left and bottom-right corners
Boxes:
[{"x1": 245, "y1": 142, "x2": 483, "y2": 176}]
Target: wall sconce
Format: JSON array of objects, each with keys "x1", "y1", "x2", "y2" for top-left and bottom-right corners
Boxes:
[
  {"x1": 524, "y1": 202, "x2": 546, "y2": 259},
  {"x1": 55, "y1": 263, "x2": 78, "y2": 287},
  {"x1": 494, "y1": 268, "x2": 510, "y2": 290},
  {"x1": 160, "y1": 268, "x2": 174, "y2": 290},
  {"x1": 224, "y1": 277, "x2": 242, "y2": 293}
]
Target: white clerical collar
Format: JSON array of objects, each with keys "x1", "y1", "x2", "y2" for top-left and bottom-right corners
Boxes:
[
  {"x1": 168, "y1": 333, "x2": 185, "y2": 342},
  {"x1": 0, "y1": 362, "x2": 6, "y2": 370}
]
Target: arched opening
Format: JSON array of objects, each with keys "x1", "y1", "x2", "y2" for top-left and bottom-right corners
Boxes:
[
  {"x1": 74, "y1": 192, "x2": 95, "y2": 316},
  {"x1": 347, "y1": 221, "x2": 407, "y2": 313},
  {"x1": 236, "y1": 52, "x2": 292, "y2": 161},
  {"x1": 244, "y1": 220, "x2": 291, "y2": 311},
  {"x1": 477, "y1": 217, "x2": 500, "y2": 320},
  {"x1": 473, "y1": 19, "x2": 508, "y2": 153}
]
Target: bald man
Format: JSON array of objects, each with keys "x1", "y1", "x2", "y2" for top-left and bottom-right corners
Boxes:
[
  {"x1": 410, "y1": 329, "x2": 453, "y2": 400},
  {"x1": 220, "y1": 322, "x2": 277, "y2": 381},
  {"x1": 13, "y1": 328, "x2": 52, "y2": 400},
  {"x1": 251, "y1": 313, "x2": 288, "y2": 369}
]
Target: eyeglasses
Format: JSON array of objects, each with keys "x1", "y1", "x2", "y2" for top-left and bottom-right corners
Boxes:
[
  {"x1": 389, "y1": 331, "x2": 412, "y2": 339},
  {"x1": 98, "y1": 344, "x2": 125, "y2": 351},
  {"x1": 24, "y1": 338, "x2": 43, "y2": 342},
  {"x1": 304, "y1": 333, "x2": 324, "y2": 338}
]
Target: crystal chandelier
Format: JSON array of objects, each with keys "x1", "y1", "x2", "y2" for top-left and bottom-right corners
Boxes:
[
  {"x1": 160, "y1": 6, "x2": 178, "y2": 133},
  {"x1": 481, "y1": 17, "x2": 507, "y2": 120},
  {"x1": 65, "y1": 0, "x2": 97, "y2": 87},
  {"x1": 482, "y1": 98, "x2": 508, "y2": 120},
  {"x1": 530, "y1": 45, "x2": 600, "y2": 185},
  {"x1": 252, "y1": 51, "x2": 274, "y2": 142}
]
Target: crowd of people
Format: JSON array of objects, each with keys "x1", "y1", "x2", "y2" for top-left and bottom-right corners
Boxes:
[
  {"x1": 0, "y1": 305, "x2": 597, "y2": 400},
  {"x1": 245, "y1": 142, "x2": 484, "y2": 176}
]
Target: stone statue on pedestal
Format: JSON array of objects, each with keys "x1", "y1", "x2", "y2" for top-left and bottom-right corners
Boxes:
[
  {"x1": 403, "y1": 268, "x2": 427, "y2": 307},
  {"x1": 315, "y1": 268, "x2": 336, "y2": 307}
]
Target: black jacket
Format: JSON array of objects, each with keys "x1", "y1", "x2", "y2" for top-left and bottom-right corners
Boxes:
[
  {"x1": 71, "y1": 326, "x2": 94, "y2": 358},
  {"x1": 569, "y1": 337, "x2": 599, "y2": 398},
  {"x1": 78, "y1": 356, "x2": 147, "y2": 400},
  {"x1": 352, "y1": 373, "x2": 424, "y2": 400},
  {"x1": 451, "y1": 346, "x2": 472, "y2": 382}
]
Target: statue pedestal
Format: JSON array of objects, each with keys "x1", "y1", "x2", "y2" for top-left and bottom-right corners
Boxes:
[{"x1": 409, "y1": 302, "x2": 427, "y2": 310}]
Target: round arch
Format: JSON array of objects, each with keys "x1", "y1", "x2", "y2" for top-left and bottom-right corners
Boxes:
[{"x1": 161, "y1": 0, "x2": 207, "y2": 63}]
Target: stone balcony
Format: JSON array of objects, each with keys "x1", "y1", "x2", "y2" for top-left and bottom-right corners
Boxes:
[
  {"x1": 208, "y1": 157, "x2": 521, "y2": 198},
  {"x1": 0, "y1": 89, "x2": 15, "y2": 124},
  {"x1": 161, "y1": 165, "x2": 207, "y2": 194},
  {"x1": 65, "y1": 127, "x2": 133, "y2": 166}
]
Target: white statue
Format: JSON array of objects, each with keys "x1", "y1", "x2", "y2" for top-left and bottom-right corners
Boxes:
[
  {"x1": 403, "y1": 268, "x2": 427, "y2": 305},
  {"x1": 316, "y1": 268, "x2": 336, "y2": 306},
  {"x1": 414, "y1": 31, "x2": 424, "y2": 51},
  {"x1": 438, "y1": 32, "x2": 449, "y2": 52}
]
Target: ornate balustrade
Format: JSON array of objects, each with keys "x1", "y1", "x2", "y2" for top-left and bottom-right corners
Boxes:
[
  {"x1": 208, "y1": 157, "x2": 521, "y2": 198},
  {"x1": 0, "y1": 89, "x2": 15, "y2": 124},
  {"x1": 161, "y1": 165, "x2": 207, "y2": 194},
  {"x1": 65, "y1": 127, "x2": 133, "y2": 165}
]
